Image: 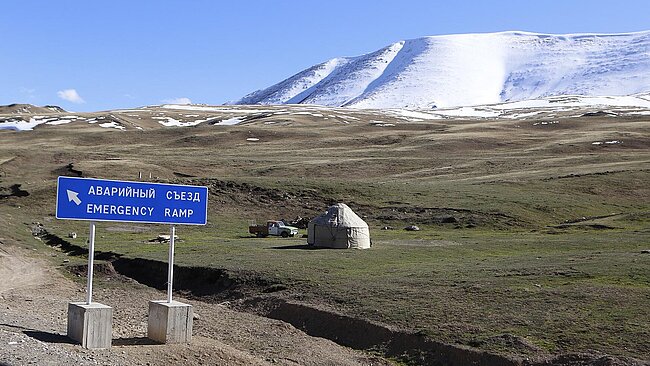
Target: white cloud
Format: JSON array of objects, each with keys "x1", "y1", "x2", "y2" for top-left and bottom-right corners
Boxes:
[
  {"x1": 57, "y1": 89, "x2": 85, "y2": 104},
  {"x1": 162, "y1": 97, "x2": 192, "y2": 105}
]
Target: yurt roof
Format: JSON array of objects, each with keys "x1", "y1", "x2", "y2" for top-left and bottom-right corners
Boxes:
[{"x1": 310, "y1": 203, "x2": 368, "y2": 228}]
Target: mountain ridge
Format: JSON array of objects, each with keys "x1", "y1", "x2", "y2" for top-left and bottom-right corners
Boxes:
[
  {"x1": 234, "y1": 30, "x2": 650, "y2": 109},
  {"x1": 0, "y1": 104, "x2": 66, "y2": 115}
]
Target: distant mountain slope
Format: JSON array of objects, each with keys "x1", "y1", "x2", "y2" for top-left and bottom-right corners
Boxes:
[
  {"x1": 234, "y1": 31, "x2": 650, "y2": 109},
  {"x1": 3, "y1": 94, "x2": 650, "y2": 132},
  {"x1": 0, "y1": 104, "x2": 65, "y2": 114}
]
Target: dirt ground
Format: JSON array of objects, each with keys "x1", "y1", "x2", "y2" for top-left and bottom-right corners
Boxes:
[{"x1": 0, "y1": 242, "x2": 390, "y2": 366}]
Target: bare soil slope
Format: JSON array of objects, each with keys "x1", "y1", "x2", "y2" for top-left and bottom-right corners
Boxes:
[{"x1": 0, "y1": 242, "x2": 389, "y2": 365}]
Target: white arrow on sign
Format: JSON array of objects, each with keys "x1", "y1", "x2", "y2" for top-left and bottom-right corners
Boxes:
[{"x1": 66, "y1": 190, "x2": 82, "y2": 206}]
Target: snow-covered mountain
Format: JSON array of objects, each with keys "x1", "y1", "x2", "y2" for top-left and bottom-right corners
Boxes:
[{"x1": 234, "y1": 31, "x2": 650, "y2": 109}]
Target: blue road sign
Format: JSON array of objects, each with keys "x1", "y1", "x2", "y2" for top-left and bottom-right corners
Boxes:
[{"x1": 56, "y1": 176, "x2": 208, "y2": 225}]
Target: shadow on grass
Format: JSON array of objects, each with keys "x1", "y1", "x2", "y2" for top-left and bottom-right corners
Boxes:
[
  {"x1": 23, "y1": 330, "x2": 75, "y2": 344},
  {"x1": 113, "y1": 337, "x2": 161, "y2": 346},
  {"x1": 40, "y1": 232, "x2": 120, "y2": 260},
  {"x1": 270, "y1": 244, "x2": 321, "y2": 250}
]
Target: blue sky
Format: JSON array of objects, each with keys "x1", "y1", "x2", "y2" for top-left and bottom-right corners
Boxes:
[{"x1": 1, "y1": 0, "x2": 649, "y2": 112}]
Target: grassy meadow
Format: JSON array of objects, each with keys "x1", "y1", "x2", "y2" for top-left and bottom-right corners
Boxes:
[{"x1": 1, "y1": 107, "x2": 648, "y2": 360}]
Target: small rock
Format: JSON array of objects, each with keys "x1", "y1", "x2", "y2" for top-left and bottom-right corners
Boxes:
[
  {"x1": 8, "y1": 341, "x2": 18, "y2": 345},
  {"x1": 404, "y1": 225, "x2": 420, "y2": 231},
  {"x1": 193, "y1": 313, "x2": 201, "y2": 320},
  {"x1": 381, "y1": 226, "x2": 394, "y2": 230},
  {"x1": 641, "y1": 249, "x2": 650, "y2": 254}
]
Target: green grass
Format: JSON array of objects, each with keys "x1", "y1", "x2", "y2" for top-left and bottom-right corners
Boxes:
[
  {"x1": 9, "y1": 170, "x2": 650, "y2": 359},
  {"x1": 2, "y1": 111, "x2": 649, "y2": 360},
  {"x1": 46, "y1": 216, "x2": 650, "y2": 359}
]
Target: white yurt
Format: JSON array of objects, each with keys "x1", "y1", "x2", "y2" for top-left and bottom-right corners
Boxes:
[{"x1": 307, "y1": 203, "x2": 371, "y2": 249}]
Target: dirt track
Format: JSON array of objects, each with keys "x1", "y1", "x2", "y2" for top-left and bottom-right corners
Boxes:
[
  {"x1": 0, "y1": 243, "x2": 389, "y2": 365},
  {"x1": 0, "y1": 245, "x2": 51, "y2": 294}
]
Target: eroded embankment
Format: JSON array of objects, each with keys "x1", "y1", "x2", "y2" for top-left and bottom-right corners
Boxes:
[
  {"x1": 36, "y1": 227, "x2": 280, "y2": 301},
  {"x1": 107, "y1": 260, "x2": 526, "y2": 365},
  {"x1": 240, "y1": 297, "x2": 524, "y2": 366},
  {"x1": 111, "y1": 257, "x2": 280, "y2": 300},
  {"x1": 37, "y1": 228, "x2": 646, "y2": 366}
]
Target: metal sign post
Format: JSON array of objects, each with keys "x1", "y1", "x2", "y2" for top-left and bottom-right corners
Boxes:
[
  {"x1": 167, "y1": 225, "x2": 175, "y2": 303},
  {"x1": 57, "y1": 176, "x2": 207, "y2": 346},
  {"x1": 86, "y1": 221, "x2": 96, "y2": 304}
]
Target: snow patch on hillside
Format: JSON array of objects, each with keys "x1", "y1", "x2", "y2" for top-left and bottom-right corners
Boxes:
[
  {"x1": 375, "y1": 94, "x2": 650, "y2": 119},
  {"x1": 2, "y1": 93, "x2": 650, "y2": 132},
  {"x1": 215, "y1": 117, "x2": 242, "y2": 125},
  {"x1": 237, "y1": 58, "x2": 345, "y2": 105},
  {"x1": 235, "y1": 31, "x2": 650, "y2": 109},
  {"x1": 153, "y1": 116, "x2": 204, "y2": 127},
  {"x1": 99, "y1": 122, "x2": 125, "y2": 130},
  {"x1": 294, "y1": 42, "x2": 404, "y2": 106}
]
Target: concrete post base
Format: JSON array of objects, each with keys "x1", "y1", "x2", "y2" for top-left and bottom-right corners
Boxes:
[
  {"x1": 147, "y1": 300, "x2": 193, "y2": 343},
  {"x1": 67, "y1": 302, "x2": 113, "y2": 349}
]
